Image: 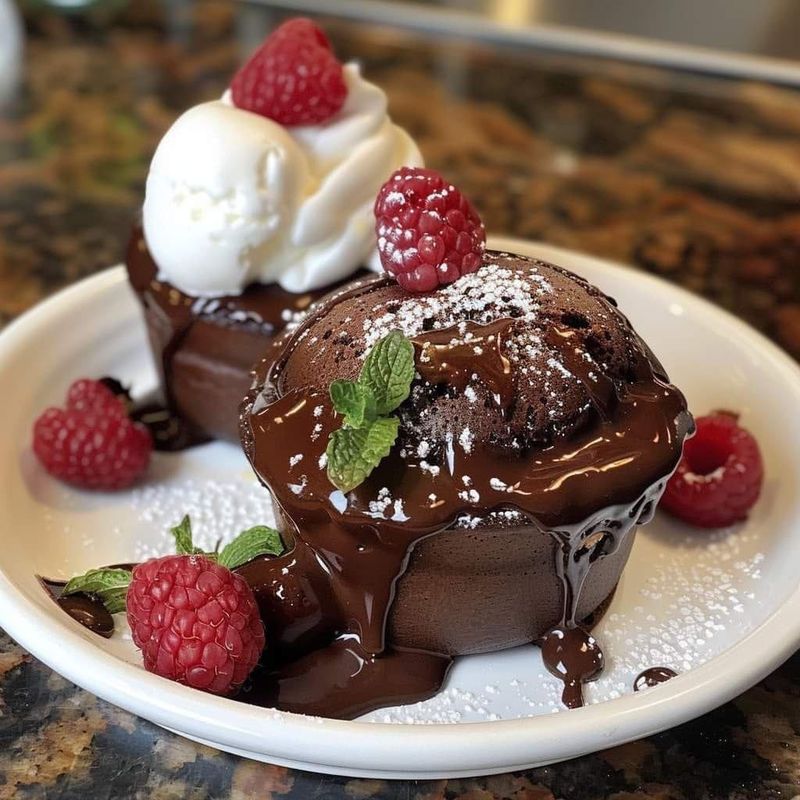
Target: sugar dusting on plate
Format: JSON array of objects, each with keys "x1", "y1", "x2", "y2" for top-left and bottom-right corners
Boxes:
[{"x1": 129, "y1": 476, "x2": 275, "y2": 560}]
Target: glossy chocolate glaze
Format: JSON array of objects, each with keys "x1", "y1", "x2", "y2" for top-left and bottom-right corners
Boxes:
[
  {"x1": 413, "y1": 318, "x2": 515, "y2": 409},
  {"x1": 240, "y1": 259, "x2": 692, "y2": 718},
  {"x1": 129, "y1": 402, "x2": 199, "y2": 452},
  {"x1": 38, "y1": 578, "x2": 114, "y2": 639},
  {"x1": 99, "y1": 376, "x2": 198, "y2": 453},
  {"x1": 125, "y1": 226, "x2": 367, "y2": 443},
  {"x1": 634, "y1": 666, "x2": 678, "y2": 691},
  {"x1": 243, "y1": 639, "x2": 452, "y2": 718}
]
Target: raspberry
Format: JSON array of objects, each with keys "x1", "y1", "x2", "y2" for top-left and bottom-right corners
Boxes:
[
  {"x1": 66, "y1": 378, "x2": 124, "y2": 415},
  {"x1": 33, "y1": 379, "x2": 152, "y2": 491},
  {"x1": 127, "y1": 555, "x2": 265, "y2": 696},
  {"x1": 230, "y1": 18, "x2": 347, "y2": 125},
  {"x1": 659, "y1": 411, "x2": 764, "y2": 528},
  {"x1": 374, "y1": 167, "x2": 486, "y2": 293}
]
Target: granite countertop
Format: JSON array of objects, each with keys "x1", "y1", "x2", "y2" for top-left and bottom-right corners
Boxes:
[{"x1": 2, "y1": 2, "x2": 800, "y2": 797}]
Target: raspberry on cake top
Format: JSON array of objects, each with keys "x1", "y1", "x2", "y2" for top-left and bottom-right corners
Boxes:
[{"x1": 142, "y1": 19, "x2": 422, "y2": 298}]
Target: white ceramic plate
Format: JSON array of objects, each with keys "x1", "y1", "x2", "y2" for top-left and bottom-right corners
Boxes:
[{"x1": 0, "y1": 238, "x2": 798, "y2": 779}]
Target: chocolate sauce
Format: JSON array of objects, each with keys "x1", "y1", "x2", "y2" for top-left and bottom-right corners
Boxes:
[
  {"x1": 413, "y1": 318, "x2": 516, "y2": 408},
  {"x1": 126, "y1": 227, "x2": 309, "y2": 353},
  {"x1": 634, "y1": 666, "x2": 677, "y2": 691},
  {"x1": 243, "y1": 639, "x2": 452, "y2": 719},
  {"x1": 540, "y1": 625, "x2": 604, "y2": 708},
  {"x1": 125, "y1": 226, "x2": 366, "y2": 445},
  {"x1": 38, "y1": 578, "x2": 114, "y2": 639},
  {"x1": 239, "y1": 268, "x2": 692, "y2": 718}
]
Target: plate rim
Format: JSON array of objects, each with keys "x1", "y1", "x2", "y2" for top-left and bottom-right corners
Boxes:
[{"x1": 1, "y1": 236, "x2": 799, "y2": 777}]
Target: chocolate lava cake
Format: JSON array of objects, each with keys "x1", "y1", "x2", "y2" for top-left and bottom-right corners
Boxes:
[{"x1": 237, "y1": 250, "x2": 693, "y2": 717}]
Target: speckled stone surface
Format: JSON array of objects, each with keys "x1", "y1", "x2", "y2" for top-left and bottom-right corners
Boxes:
[{"x1": 2, "y1": 2, "x2": 800, "y2": 797}]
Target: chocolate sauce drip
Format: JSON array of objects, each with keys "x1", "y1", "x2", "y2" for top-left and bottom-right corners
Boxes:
[
  {"x1": 38, "y1": 578, "x2": 114, "y2": 639},
  {"x1": 126, "y1": 226, "x2": 308, "y2": 353},
  {"x1": 634, "y1": 666, "x2": 677, "y2": 691},
  {"x1": 540, "y1": 625, "x2": 604, "y2": 708},
  {"x1": 413, "y1": 319, "x2": 516, "y2": 408},
  {"x1": 239, "y1": 270, "x2": 692, "y2": 717}
]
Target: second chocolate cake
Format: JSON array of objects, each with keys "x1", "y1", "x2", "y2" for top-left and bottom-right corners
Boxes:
[
  {"x1": 238, "y1": 250, "x2": 692, "y2": 718},
  {"x1": 125, "y1": 227, "x2": 365, "y2": 445}
]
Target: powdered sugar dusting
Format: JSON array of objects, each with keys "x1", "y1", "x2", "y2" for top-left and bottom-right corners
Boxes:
[
  {"x1": 129, "y1": 476, "x2": 275, "y2": 560},
  {"x1": 361, "y1": 261, "x2": 553, "y2": 353}
]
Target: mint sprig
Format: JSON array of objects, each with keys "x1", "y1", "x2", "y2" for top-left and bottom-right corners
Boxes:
[
  {"x1": 330, "y1": 380, "x2": 376, "y2": 428},
  {"x1": 325, "y1": 331, "x2": 414, "y2": 493},
  {"x1": 173, "y1": 516, "x2": 284, "y2": 567},
  {"x1": 327, "y1": 417, "x2": 400, "y2": 494},
  {"x1": 360, "y1": 330, "x2": 416, "y2": 414},
  {"x1": 171, "y1": 515, "x2": 204, "y2": 555},
  {"x1": 217, "y1": 525, "x2": 284, "y2": 570},
  {"x1": 63, "y1": 568, "x2": 132, "y2": 614},
  {"x1": 60, "y1": 517, "x2": 285, "y2": 618}
]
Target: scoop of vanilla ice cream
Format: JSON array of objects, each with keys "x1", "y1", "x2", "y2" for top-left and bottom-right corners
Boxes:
[
  {"x1": 143, "y1": 102, "x2": 308, "y2": 297},
  {"x1": 143, "y1": 64, "x2": 422, "y2": 297}
]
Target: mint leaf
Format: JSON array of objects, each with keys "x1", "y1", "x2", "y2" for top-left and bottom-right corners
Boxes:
[
  {"x1": 324, "y1": 332, "x2": 414, "y2": 492},
  {"x1": 326, "y1": 416, "x2": 400, "y2": 493},
  {"x1": 218, "y1": 525, "x2": 284, "y2": 570},
  {"x1": 359, "y1": 330, "x2": 415, "y2": 415},
  {"x1": 330, "y1": 380, "x2": 376, "y2": 428},
  {"x1": 63, "y1": 568, "x2": 132, "y2": 614},
  {"x1": 171, "y1": 515, "x2": 202, "y2": 555}
]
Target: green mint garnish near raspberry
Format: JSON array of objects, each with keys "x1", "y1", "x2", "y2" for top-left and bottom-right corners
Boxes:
[
  {"x1": 171, "y1": 515, "x2": 205, "y2": 555},
  {"x1": 62, "y1": 568, "x2": 132, "y2": 614},
  {"x1": 217, "y1": 525, "x2": 284, "y2": 570},
  {"x1": 326, "y1": 331, "x2": 414, "y2": 493},
  {"x1": 172, "y1": 515, "x2": 283, "y2": 566},
  {"x1": 60, "y1": 517, "x2": 284, "y2": 617}
]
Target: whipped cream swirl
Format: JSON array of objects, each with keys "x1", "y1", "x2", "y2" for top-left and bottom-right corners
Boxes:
[{"x1": 142, "y1": 64, "x2": 422, "y2": 297}]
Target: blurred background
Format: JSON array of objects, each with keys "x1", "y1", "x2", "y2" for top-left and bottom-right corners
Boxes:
[{"x1": 2, "y1": 0, "x2": 800, "y2": 353}]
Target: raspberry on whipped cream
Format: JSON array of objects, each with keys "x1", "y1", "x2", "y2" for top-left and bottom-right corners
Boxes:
[{"x1": 143, "y1": 64, "x2": 422, "y2": 297}]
